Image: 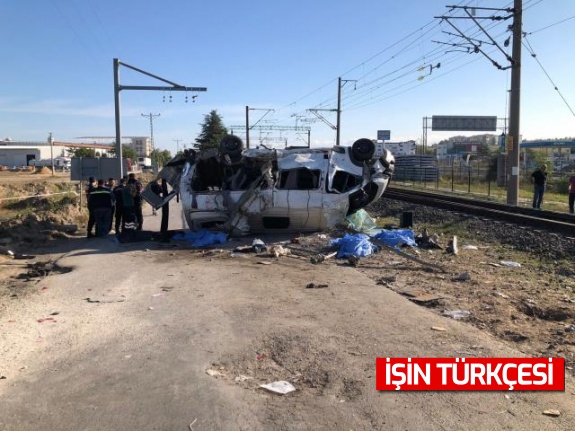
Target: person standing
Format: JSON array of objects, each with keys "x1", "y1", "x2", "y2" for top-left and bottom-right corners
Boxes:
[
  {"x1": 85, "y1": 177, "x2": 97, "y2": 238},
  {"x1": 531, "y1": 164, "x2": 548, "y2": 209},
  {"x1": 127, "y1": 173, "x2": 143, "y2": 230},
  {"x1": 106, "y1": 178, "x2": 116, "y2": 232},
  {"x1": 88, "y1": 179, "x2": 113, "y2": 237},
  {"x1": 569, "y1": 172, "x2": 575, "y2": 214},
  {"x1": 150, "y1": 178, "x2": 162, "y2": 216},
  {"x1": 113, "y1": 178, "x2": 125, "y2": 234}
]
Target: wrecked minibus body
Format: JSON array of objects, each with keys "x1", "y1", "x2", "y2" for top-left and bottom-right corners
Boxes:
[{"x1": 143, "y1": 136, "x2": 394, "y2": 235}]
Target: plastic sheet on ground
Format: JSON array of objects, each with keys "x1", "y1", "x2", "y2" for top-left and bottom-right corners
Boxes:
[
  {"x1": 345, "y1": 209, "x2": 377, "y2": 232},
  {"x1": 371, "y1": 229, "x2": 417, "y2": 248},
  {"x1": 172, "y1": 230, "x2": 227, "y2": 247},
  {"x1": 330, "y1": 233, "x2": 376, "y2": 258}
]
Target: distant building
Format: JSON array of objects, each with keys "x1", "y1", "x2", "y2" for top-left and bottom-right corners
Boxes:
[
  {"x1": 0, "y1": 140, "x2": 61, "y2": 167},
  {"x1": 128, "y1": 137, "x2": 152, "y2": 158},
  {"x1": 376, "y1": 140, "x2": 416, "y2": 156}
]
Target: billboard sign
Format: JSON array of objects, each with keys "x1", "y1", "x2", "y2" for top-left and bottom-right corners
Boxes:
[
  {"x1": 71, "y1": 157, "x2": 128, "y2": 181},
  {"x1": 431, "y1": 116, "x2": 497, "y2": 132},
  {"x1": 377, "y1": 130, "x2": 391, "y2": 141}
]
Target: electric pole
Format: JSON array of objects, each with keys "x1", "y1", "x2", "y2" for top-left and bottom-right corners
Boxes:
[
  {"x1": 141, "y1": 113, "x2": 160, "y2": 155},
  {"x1": 506, "y1": 0, "x2": 522, "y2": 206},
  {"x1": 336, "y1": 77, "x2": 357, "y2": 146},
  {"x1": 336, "y1": 77, "x2": 342, "y2": 146},
  {"x1": 173, "y1": 139, "x2": 182, "y2": 153},
  {"x1": 435, "y1": 3, "x2": 520, "y2": 205}
]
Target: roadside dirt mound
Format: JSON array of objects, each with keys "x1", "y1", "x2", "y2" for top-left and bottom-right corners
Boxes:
[
  {"x1": 35, "y1": 166, "x2": 53, "y2": 175},
  {"x1": 0, "y1": 193, "x2": 85, "y2": 250}
]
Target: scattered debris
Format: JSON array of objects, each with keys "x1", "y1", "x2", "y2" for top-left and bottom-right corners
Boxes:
[
  {"x1": 500, "y1": 261, "x2": 521, "y2": 268},
  {"x1": 494, "y1": 292, "x2": 510, "y2": 299},
  {"x1": 431, "y1": 326, "x2": 447, "y2": 331},
  {"x1": 348, "y1": 256, "x2": 360, "y2": 267},
  {"x1": 446, "y1": 236, "x2": 458, "y2": 254},
  {"x1": 410, "y1": 293, "x2": 446, "y2": 305},
  {"x1": 376, "y1": 275, "x2": 397, "y2": 286},
  {"x1": 542, "y1": 409, "x2": 561, "y2": 417},
  {"x1": 234, "y1": 375, "x2": 252, "y2": 382},
  {"x1": 415, "y1": 228, "x2": 443, "y2": 249},
  {"x1": 443, "y1": 310, "x2": 471, "y2": 320},
  {"x1": 206, "y1": 368, "x2": 225, "y2": 378},
  {"x1": 501, "y1": 330, "x2": 529, "y2": 342},
  {"x1": 269, "y1": 245, "x2": 290, "y2": 258},
  {"x1": 310, "y1": 251, "x2": 337, "y2": 264},
  {"x1": 257, "y1": 261, "x2": 273, "y2": 265},
  {"x1": 252, "y1": 238, "x2": 267, "y2": 253},
  {"x1": 463, "y1": 245, "x2": 478, "y2": 250},
  {"x1": 451, "y1": 272, "x2": 471, "y2": 282},
  {"x1": 306, "y1": 283, "x2": 329, "y2": 289},
  {"x1": 37, "y1": 317, "x2": 57, "y2": 323},
  {"x1": 85, "y1": 296, "x2": 126, "y2": 303},
  {"x1": 260, "y1": 380, "x2": 296, "y2": 395}
]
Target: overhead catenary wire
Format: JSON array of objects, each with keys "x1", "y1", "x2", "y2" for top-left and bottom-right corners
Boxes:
[
  {"x1": 274, "y1": 0, "x2": 566, "y2": 140},
  {"x1": 523, "y1": 35, "x2": 575, "y2": 117}
]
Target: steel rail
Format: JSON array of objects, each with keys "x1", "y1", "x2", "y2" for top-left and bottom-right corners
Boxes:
[{"x1": 385, "y1": 187, "x2": 575, "y2": 236}]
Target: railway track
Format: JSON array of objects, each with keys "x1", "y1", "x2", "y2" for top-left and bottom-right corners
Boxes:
[{"x1": 385, "y1": 187, "x2": 575, "y2": 236}]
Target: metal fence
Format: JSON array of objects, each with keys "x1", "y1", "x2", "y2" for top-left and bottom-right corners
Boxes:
[{"x1": 392, "y1": 156, "x2": 571, "y2": 198}]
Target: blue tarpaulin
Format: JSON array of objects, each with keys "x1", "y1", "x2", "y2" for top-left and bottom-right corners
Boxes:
[
  {"x1": 330, "y1": 229, "x2": 417, "y2": 258},
  {"x1": 372, "y1": 229, "x2": 417, "y2": 248},
  {"x1": 172, "y1": 230, "x2": 228, "y2": 247},
  {"x1": 330, "y1": 233, "x2": 376, "y2": 258}
]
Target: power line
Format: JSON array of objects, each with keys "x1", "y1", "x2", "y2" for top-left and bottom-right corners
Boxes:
[
  {"x1": 522, "y1": 36, "x2": 575, "y2": 117},
  {"x1": 527, "y1": 14, "x2": 575, "y2": 35}
]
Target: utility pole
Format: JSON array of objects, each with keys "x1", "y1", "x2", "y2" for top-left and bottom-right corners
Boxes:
[
  {"x1": 141, "y1": 113, "x2": 160, "y2": 154},
  {"x1": 48, "y1": 132, "x2": 54, "y2": 177},
  {"x1": 245, "y1": 106, "x2": 274, "y2": 149},
  {"x1": 506, "y1": 0, "x2": 522, "y2": 206},
  {"x1": 435, "y1": 4, "x2": 519, "y2": 204},
  {"x1": 245, "y1": 106, "x2": 250, "y2": 149},
  {"x1": 336, "y1": 77, "x2": 342, "y2": 146},
  {"x1": 336, "y1": 77, "x2": 357, "y2": 146},
  {"x1": 173, "y1": 139, "x2": 182, "y2": 154}
]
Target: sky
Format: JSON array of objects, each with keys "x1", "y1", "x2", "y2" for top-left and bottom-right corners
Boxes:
[{"x1": 1, "y1": 0, "x2": 574, "y2": 155}]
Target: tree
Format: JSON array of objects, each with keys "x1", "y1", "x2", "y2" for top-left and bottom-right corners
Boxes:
[
  {"x1": 151, "y1": 148, "x2": 172, "y2": 167},
  {"x1": 107, "y1": 144, "x2": 137, "y2": 160},
  {"x1": 121, "y1": 144, "x2": 137, "y2": 160},
  {"x1": 67, "y1": 147, "x2": 96, "y2": 158},
  {"x1": 195, "y1": 110, "x2": 228, "y2": 150}
]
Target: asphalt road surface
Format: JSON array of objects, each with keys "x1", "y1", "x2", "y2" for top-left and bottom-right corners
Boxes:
[{"x1": 1, "y1": 201, "x2": 574, "y2": 430}]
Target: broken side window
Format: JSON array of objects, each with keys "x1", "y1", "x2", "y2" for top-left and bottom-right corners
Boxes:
[
  {"x1": 192, "y1": 158, "x2": 223, "y2": 191},
  {"x1": 331, "y1": 171, "x2": 362, "y2": 193},
  {"x1": 278, "y1": 168, "x2": 321, "y2": 190}
]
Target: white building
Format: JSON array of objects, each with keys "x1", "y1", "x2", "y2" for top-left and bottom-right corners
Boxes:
[
  {"x1": 129, "y1": 137, "x2": 152, "y2": 158},
  {"x1": 0, "y1": 140, "x2": 62, "y2": 167}
]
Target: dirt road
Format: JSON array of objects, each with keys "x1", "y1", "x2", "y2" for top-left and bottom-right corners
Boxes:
[{"x1": 1, "y1": 202, "x2": 574, "y2": 430}]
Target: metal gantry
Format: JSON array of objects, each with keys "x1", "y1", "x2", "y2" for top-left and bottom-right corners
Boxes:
[{"x1": 113, "y1": 58, "x2": 206, "y2": 176}]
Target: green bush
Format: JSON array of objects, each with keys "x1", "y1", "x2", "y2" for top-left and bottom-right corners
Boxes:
[{"x1": 551, "y1": 177, "x2": 570, "y2": 194}]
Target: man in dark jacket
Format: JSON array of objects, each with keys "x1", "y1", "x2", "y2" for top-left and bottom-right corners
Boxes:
[
  {"x1": 88, "y1": 179, "x2": 113, "y2": 237},
  {"x1": 531, "y1": 164, "x2": 548, "y2": 209},
  {"x1": 113, "y1": 178, "x2": 125, "y2": 234},
  {"x1": 85, "y1": 177, "x2": 97, "y2": 238},
  {"x1": 127, "y1": 173, "x2": 143, "y2": 230}
]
